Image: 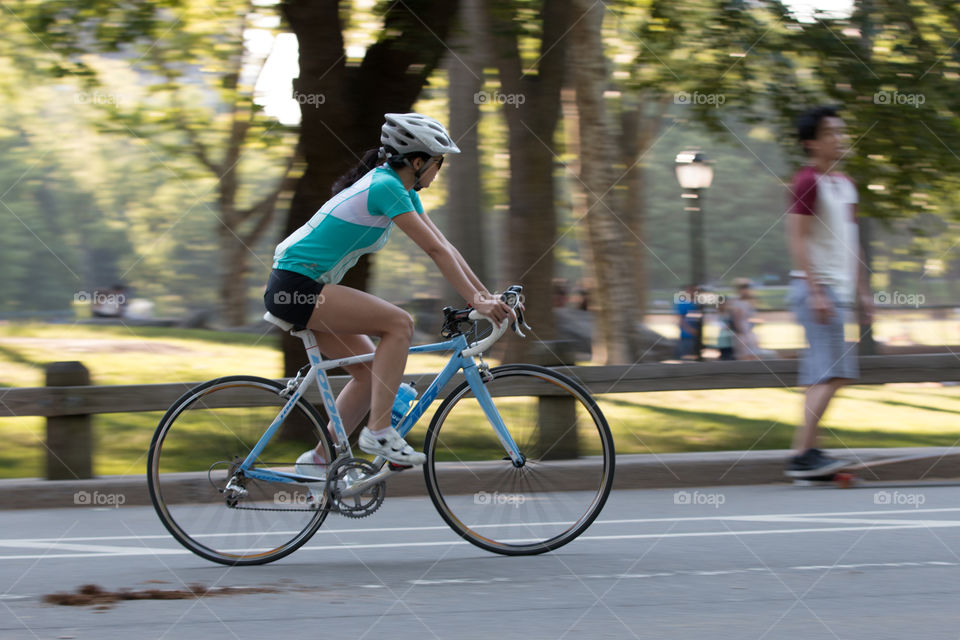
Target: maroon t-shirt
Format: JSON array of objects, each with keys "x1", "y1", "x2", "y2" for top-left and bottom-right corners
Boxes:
[{"x1": 788, "y1": 165, "x2": 860, "y2": 302}]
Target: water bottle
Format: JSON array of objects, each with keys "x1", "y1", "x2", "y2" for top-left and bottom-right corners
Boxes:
[{"x1": 390, "y1": 382, "x2": 418, "y2": 427}]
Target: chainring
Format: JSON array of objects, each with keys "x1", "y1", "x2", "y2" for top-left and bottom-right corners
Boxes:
[{"x1": 327, "y1": 457, "x2": 385, "y2": 519}]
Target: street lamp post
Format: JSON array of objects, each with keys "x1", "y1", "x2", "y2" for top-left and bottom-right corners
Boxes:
[{"x1": 675, "y1": 151, "x2": 714, "y2": 287}]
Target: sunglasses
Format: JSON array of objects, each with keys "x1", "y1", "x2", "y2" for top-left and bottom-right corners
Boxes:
[{"x1": 432, "y1": 155, "x2": 444, "y2": 170}]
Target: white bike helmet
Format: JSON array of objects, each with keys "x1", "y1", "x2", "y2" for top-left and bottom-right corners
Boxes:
[{"x1": 381, "y1": 113, "x2": 461, "y2": 158}]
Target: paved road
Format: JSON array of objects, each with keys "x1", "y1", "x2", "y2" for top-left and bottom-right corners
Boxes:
[{"x1": 2, "y1": 482, "x2": 959, "y2": 639}]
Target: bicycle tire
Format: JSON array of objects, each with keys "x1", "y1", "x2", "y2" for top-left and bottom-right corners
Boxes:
[
  {"x1": 423, "y1": 364, "x2": 615, "y2": 555},
  {"x1": 147, "y1": 375, "x2": 335, "y2": 565}
]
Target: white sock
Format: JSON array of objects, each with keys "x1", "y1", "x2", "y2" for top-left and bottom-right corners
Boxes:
[{"x1": 368, "y1": 426, "x2": 395, "y2": 438}]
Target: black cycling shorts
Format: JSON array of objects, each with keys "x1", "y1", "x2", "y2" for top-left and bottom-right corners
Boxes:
[{"x1": 263, "y1": 269, "x2": 325, "y2": 329}]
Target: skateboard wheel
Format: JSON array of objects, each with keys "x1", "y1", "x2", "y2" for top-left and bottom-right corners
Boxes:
[{"x1": 834, "y1": 472, "x2": 855, "y2": 488}]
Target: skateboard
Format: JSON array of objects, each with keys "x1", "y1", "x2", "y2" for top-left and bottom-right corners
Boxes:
[{"x1": 792, "y1": 450, "x2": 960, "y2": 488}]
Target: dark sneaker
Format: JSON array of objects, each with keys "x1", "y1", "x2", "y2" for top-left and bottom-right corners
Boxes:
[{"x1": 785, "y1": 448, "x2": 849, "y2": 479}]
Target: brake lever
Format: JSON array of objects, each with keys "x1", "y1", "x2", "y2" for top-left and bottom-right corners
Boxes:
[
  {"x1": 510, "y1": 307, "x2": 531, "y2": 337},
  {"x1": 494, "y1": 285, "x2": 531, "y2": 337},
  {"x1": 501, "y1": 292, "x2": 530, "y2": 337},
  {"x1": 516, "y1": 306, "x2": 531, "y2": 332}
]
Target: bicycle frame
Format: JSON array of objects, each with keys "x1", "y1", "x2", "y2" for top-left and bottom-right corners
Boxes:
[{"x1": 238, "y1": 328, "x2": 524, "y2": 488}]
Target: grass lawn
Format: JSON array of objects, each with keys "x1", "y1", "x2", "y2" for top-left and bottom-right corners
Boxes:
[
  {"x1": 595, "y1": 384, "x2": 960, "y2": 454},
  {"x1": 647, "y1": 315, "x2": 960, "y2": 350},
  {"x1": 0, "y1": 323, "x2": 957, "y2": 478}
]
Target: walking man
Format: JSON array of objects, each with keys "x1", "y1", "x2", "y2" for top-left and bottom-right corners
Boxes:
[{"x1": 785, "y1": 105, "x2": 874, "y2": 478}]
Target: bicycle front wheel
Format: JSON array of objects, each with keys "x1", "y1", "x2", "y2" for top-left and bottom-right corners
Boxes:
[
  {"x1": 147, "y1": 375, "x2": 335, "y2": 565},
  {"x1": 423, "y1": 364, "x2": 614, "y2": 555}
]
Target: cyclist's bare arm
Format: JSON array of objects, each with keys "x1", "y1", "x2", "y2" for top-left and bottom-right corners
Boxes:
[
  {"x1": 394, "y1": 211, "x2": 512, "y2": 324},
  {"x1": 418, "y1": 212, "x2": 491, "y2": 299}
]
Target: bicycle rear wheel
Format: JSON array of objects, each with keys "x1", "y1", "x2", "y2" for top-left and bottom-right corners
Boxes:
[
  {"x1": 147, "y1": 376, "x2": 335, "y2": 565},
  {"x1": 423, "y1": 364, "x2": 614, "y2": 555}
]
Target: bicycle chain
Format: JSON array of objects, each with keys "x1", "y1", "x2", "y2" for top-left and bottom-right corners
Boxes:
[
  {"x1": 213, "y1": 457, "x2": 332, "y2": 513},
  {"x1": 216, "y1": 461, "x2": 385, "y2": 516},
  {"x1": 228, "y1": 499, "x2": 378, "y2": 517},
  {"x1": 230, "y1": 503, "x2": 329, "y2": 513}
]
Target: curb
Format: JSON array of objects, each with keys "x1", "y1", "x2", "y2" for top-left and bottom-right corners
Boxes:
[{"x1": 2, "y1": 447, "x2": 958, "y2": 510}]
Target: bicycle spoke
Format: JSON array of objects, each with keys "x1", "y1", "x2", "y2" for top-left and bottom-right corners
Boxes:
[
  {"x1": 424, "y1": 365, "x2": 614, "y2": 555},
  {"x1": 148, "y1": 376, "x2": 335, "y2": 565}
]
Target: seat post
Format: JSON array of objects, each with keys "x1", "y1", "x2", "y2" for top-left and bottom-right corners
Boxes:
[{"x1": 291, "y1": 328, "x2": 322, "y2": 363}]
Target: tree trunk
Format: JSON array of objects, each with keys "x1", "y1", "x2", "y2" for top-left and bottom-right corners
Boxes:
[
  {"x1": 486, "y1": 0, "x2": 571, "y2": 363},
  {"x1": 560, "y1": 86, "x2": 596, "y2": 360},
  {"x1": 502, "y1": 124, "x2": 559, "y2": 356},
  {"x1": 569, "y1": 0, "x2": 644, "y2": 364},
  {"x1": 858, "y1": 216, "x2": 876, "y2": 355},
  {"x1": 280, "y1": 0, "x2": 460, "y2": 376},
  {"x1": 442, "y1": 0, "x2": 487, "y2": 307},
  {"x1": 219, "y1": 225, "x2": 250, "y2": 327},
  {"x1": 853, "y1": 0, "x2": 876, "y2": 356},
  {"x1": 620, "y1": 107, "x2": 646, "y2": 318}
]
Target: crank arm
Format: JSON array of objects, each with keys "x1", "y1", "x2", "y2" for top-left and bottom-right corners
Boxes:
[{"x1": 337, "y1": 465, "x2": 401, "y2": 498}]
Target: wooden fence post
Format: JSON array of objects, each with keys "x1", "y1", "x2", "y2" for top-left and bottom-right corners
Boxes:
[
  {"x1": 45, "y1": 361, "x2": 92, "y2": 480},
  {"x1": 532, "y1": 340, "x2": 580, "y2": 459}
]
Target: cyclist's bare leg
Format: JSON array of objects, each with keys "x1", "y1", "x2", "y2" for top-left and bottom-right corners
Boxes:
[
  {"x1": 304, "y1": 284, "x2": 413, "y2": 435},
  {"x1": 308, "y1": 332, "x2": 375, "y2": 459}
]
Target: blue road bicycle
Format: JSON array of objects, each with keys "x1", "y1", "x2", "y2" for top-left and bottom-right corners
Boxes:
[{"x1": 147, "y1": 286, "x2": 615, "y2": 565}]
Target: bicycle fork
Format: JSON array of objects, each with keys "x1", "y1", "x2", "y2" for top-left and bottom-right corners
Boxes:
[{"x1": 462, "y1": 360, "x2": 526, "y2": 468}]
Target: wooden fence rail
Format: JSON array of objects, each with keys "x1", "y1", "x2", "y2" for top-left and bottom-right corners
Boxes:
[{"x1": 2, "y1": 354, "x2": 957, "y2": 479}]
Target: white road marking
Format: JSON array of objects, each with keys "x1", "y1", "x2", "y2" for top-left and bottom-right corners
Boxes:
[
  {"x1": 0, "y1": 541, "x2": 181, "y2": 555},
  {"x1": 1, "y1": 520, "x2": 959, "y2": 561},
  {"x1": 577, "y1": 521, "x2": 960, "y2": 541},
  {"x1": 1, "y1": 507, "x2": 959, "y2": 561},
  {"x1": 410, "y1": 560, "x2": 960, "y2": 585},
  {"x1": 6, "y1": 506, "x2": 960, "y2": 545}
]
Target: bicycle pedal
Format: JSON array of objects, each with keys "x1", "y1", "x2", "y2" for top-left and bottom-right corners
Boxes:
[{"x1": 388, "y1": 462, "x2": 413, "y2": 471}]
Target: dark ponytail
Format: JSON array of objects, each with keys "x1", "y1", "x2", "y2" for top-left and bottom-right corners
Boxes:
[
  {"x1": 331, "y1": 147, "x2": 434, "y2": 195},
  {"x1": 331, "y1": 148, "x2": 382, "y2": 195}
]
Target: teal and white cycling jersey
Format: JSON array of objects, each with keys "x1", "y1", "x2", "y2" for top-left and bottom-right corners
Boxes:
[{"x1": 272, "y1": 164, "x2": 424, "y2": 283}]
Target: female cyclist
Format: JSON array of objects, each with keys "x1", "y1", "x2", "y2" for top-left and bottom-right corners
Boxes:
[{"x1": 263, "y1": 113, "x2": 514, "y2": 477}]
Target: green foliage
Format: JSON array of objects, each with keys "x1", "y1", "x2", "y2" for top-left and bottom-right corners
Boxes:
[
  {"x1": 0, "y1": 0, "x2": 956, "y2": 319},
  {"x1": 774, "y1": 1, "x2": 960, "y2": 227},
  {"x1": 0, "y1": 0, "x2": 295, "y2": 319}
]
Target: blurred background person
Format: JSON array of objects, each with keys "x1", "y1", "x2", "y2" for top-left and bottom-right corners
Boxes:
[
  {"x1": 715, "y1": 297, "x2": 736, "y2": 360},
  {"x1": 730, "y1": 278, "x2": 762, "y2": 360},
  {"x1": 552, "y1": 277, "x2": 570, "y2": 308},
  {"x1": 675, "y1": 284, "x2": 703, "y2": 361}
]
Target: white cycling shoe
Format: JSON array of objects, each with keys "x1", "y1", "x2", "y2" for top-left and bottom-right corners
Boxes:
[
  {"x1": 294, "y1": 450, "x2": 329, "y2": 504},
  {"x1": 358, "y1": 427, "x2": 427, "y2": 466}
]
